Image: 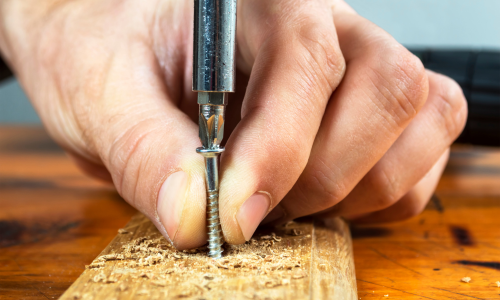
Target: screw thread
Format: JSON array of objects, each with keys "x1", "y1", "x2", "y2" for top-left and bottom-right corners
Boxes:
[{"x1": 206, "y1": 189, "x2": 223, "y2": 259}]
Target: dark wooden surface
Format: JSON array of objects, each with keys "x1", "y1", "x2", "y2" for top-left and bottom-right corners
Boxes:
[
  {"x1": 353, "y1": 145, "x2": 500, "y2": 299},
  {"x1": 1, "y1": 127, "x2": 500, "y2": 299},
  {"x1": 0, "y1": 127, "x2": 137, "y2": 299}
]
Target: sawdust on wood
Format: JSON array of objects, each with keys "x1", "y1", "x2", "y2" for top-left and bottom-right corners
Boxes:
[
  {"x1": 82, "y1": 223, "x2": 311, "y2": 299},
  {"x1": 60, "y1": 214, "x2": 357, "y2": 300},
  {"x1": 461, "y1": 277, "x2": 471, "y2": 283}
]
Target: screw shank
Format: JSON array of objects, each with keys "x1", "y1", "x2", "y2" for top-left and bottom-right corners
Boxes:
[
  {"x1": 203, "y1": 155, "x2": 219, "y2": 192},
  {"x1": 196, "y1": 148, "x2": 224, "y2": 259}
]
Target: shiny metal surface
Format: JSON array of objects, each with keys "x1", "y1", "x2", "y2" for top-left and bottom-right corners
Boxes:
[
  {"x1": 196, "y1": 147, "x2": 224, "y2": 259},
  {"x1": 198, "y1": 93, "x2": 226, "y2": 149},
  {"x1": 193, "y1": 0, "x2": 237, "y2": 259},
  {"x1": 196, "y1": 95, "x2": 226, "y2": 258},
  {"x1": 197, "y1": 91, "x2": 229, "y2": 105},
  {"x1": 193, "y1": 0, "x2": 237, "y2": 92}
]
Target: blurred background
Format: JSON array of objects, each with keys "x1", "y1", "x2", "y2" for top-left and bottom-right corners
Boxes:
[{"x1": 0, "y1": 0, "x2": 499, "y2": 143}]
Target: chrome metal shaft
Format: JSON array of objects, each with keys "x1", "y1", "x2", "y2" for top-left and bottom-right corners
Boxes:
[
  {"x1": 193, "y1": 0, "x2": 237, "y2": 92},
  {"x1": 193, "y1": 0, "x2": 236, "y2": 259}
]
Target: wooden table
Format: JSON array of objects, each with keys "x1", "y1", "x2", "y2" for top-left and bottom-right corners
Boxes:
[{"x1": 1, "y1": 127, "x2": 499, "y2": 299}]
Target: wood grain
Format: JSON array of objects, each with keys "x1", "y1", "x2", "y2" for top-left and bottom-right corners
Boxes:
[
  {"x1": 0, "y1": 127, "x2": 137, "y2": 300},
  {"x1": 59, "y1": 214, "x2": 357, "y2": 300},
  {"x1": 354, "y1": 145, "x2": 500, "y2": 299},
  {"x1": 2, "y1": 127, "x2": 500, "y2": 299}
]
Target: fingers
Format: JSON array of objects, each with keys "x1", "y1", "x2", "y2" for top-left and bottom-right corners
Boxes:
[
  {"x1": 38, "y1": 1, "x2": 209, "y2": 250},
  {"x1": 90, "y1": 46, "x2": 208, "y2": 250},
  {"x1": 331, "y1": 71, "x2": 467, "y2": 218},
  {"x1": 271, "y1": 11, "x2": 429, "y2": 223},
  {"x1": 31, "y1": 1, "x2": 213, "y2": 250},
  {"x1": 218, "y1": 0, "x2": 346, "y2": 244},
  {"x1": 277, "y1": 67, "x2": 466, "y2": 223},
  {"x1": 350, "y1": 148, "x2": 450, "y2": 224}
]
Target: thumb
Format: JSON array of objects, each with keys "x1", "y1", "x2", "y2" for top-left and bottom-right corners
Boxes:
[
  {"x1": 219, "y1": 0, "x2": 345, "y2": 244},
  {"x1": 82, "y1": 50, "x2": 208, "y2": 250}
]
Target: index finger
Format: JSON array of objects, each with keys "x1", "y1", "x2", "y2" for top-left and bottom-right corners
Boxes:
[
  {"x1": 218, "y1": 0, "x2": 346, "y2": 244},
  {"x1": 270, "y1": 5, "x2": 429, "y2": 224}
]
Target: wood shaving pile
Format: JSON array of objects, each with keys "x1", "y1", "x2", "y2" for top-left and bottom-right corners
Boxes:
[{"x1": 81, "y1": 222, "x2": 312, "y2": 299}]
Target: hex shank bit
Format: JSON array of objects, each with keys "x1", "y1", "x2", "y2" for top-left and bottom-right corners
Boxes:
[{"x1": 193, "y1": 0, "x2": 236, "y2": 259}]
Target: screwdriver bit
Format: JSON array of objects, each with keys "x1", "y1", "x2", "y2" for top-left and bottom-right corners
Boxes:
[{"x1": 192, "y1": 0, "x2": 237, "y2": 259}]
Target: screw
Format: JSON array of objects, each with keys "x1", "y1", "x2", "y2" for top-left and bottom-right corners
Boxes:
[{"x1": 197, "y1": 148, "x2": 224, "y2": 259}]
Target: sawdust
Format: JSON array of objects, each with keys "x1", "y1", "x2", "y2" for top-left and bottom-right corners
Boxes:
[
  {"x1": 92, "y1": 272, "x2": 106, "y2": 283},
  {"x1": 82, "y1": 223, "x2": 311, "y2": 299},
  {"x1": 461, "y1": 277, "x2": 471, "y2": 283}
]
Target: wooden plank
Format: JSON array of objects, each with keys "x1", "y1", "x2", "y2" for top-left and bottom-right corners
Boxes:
[
  {"x1": 60, "y1": 213, "x2": 357, "y2": 300},
  {"x1": 3, "y1": 128, "x2": 500, "y2": 299}
]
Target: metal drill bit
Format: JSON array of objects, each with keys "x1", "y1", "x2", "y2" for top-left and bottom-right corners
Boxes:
[
  {"x1": 196, "y1": 93, "x2": 227, "y2": 259},
  {"x1": 193, "y1": 0, "x2": 237, "y2": 259}
]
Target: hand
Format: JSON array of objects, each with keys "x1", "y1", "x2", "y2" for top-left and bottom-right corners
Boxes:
[{"x1": 0, "y1": 0, "x2": 467, "y2": 248}]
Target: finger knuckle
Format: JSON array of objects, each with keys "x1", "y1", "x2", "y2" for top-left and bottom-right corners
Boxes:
[
  {"x1": 107, "y1": 122, "x2": 155, "y2": 201},
  {"x1": 264, "y1": 1, "x2": 346, "y2": 90},
  {"x1": 299, "y1": 161, "x2": 348, "y2": 210},
  {"x1": 398, "y1": 198, "x2": 427, "y2": 220},
  {"x1": 366, "y1": 168, "x2": 403, "y2": 210},
  {"x1": 432, "y1": 74, "x2": 468, "y2": 141},
  {"x1": 370, "y1": 45, "x2": 428, "y2": 126},
  {"x1": 295, "y1": 21, "x2": 346, "y2": 92},
  {"x1": 402, "y1": 204, "x2": 425, "y2": 219}
]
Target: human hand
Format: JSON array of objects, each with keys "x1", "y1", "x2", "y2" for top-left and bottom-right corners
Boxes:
[{"x1": 0, "y1": 0, "x2": 467, "y2": 248}]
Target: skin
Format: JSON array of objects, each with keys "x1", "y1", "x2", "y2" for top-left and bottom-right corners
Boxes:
[{"x1": 0, "y1": 0, "x2": 467, "y2": 249}]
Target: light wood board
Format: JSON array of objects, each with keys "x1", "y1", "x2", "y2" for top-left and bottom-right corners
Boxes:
[
  {"x1": 4, "y1": 128, "x2": 500, "y2": 299},
  {"x1": 59, "y1": 213, "x2": 357, "y2": 300}
]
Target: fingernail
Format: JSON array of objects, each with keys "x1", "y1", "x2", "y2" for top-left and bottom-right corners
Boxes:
[
  {"x1": 262, "y1": 204, "x2": 286, "y2": 224},
  {"x1": 236, "y1": 192, "x2": 271, "y2": 241},
  {"x1": 157, "y1": 171, "x2": 188, "y2": 242}
]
